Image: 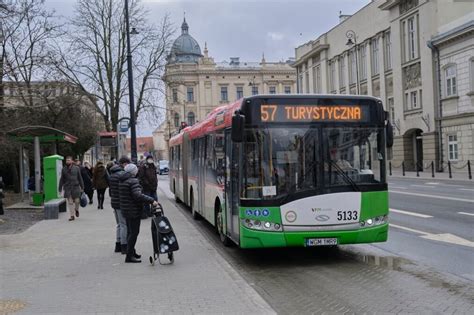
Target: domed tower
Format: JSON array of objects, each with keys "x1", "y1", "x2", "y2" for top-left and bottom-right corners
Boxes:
[{"x1": 168, "y1": 18, "x2": 203, "y2": 63}]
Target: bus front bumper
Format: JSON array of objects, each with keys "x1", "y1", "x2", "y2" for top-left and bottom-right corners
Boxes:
[{"x1": 239, "y1": 223, "x2": 388, "y2": 249}]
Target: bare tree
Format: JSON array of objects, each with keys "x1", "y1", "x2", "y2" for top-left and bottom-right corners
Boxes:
[{"x1": 51, "y1": 0, "x2": 174, "y2": 132}]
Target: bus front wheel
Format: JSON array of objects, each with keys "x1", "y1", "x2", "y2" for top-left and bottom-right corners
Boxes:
[{"x1": 215, "y1": 202, "x2": 232, "y2": 247}]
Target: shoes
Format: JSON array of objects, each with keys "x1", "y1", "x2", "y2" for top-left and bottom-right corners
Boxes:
[
  {"x1": 89, "y1": 201, "x2": 93, "y2": 204},
  {"x1": 68, "y1": 216, "x2": 75, "y2": 221},
  {"x1": 121, "y1": 244, "x2": 127, "y2": 255},
  {"x1": 75, "y1": 210, "x2": 79, "y2": 217},
  {"x1": 114, "y1": 242, "x2": 121, "y2": 253},
  {"x1": 133, "y1": 252, "x2": 141, "y2": 259},
  {"x1": 125, "y1": 256, "x2": 141, "y2": 263}
]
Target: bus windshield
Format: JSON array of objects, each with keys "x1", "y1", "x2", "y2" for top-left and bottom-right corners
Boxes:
[{"x1": 242, "y1": 126, "x2": 384, "y2": 200}]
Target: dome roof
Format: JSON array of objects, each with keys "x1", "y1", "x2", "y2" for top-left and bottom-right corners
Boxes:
[{"x1": 169, "y1": 18, "x2": 202, "y2": 63}]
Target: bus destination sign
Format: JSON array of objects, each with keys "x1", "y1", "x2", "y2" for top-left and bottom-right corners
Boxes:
[{"x1": 260, "y1": 104, "x2": 369, "y2": 123}]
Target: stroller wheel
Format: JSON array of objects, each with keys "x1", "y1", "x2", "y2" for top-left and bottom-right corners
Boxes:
[
  {"x1": 168, "y1": 252, "x2": 174, "y2": 263},
  {"x1": 149, "y1": 256, "x2": 155, "y2": 265}
]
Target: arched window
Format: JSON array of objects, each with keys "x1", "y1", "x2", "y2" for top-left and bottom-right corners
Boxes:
[
  {"x1": 174, "y1": 113, "x2": 180, "y2": 127},
  {"x1": 187, "y1": 111, "x2": 195, "y2": 126}
]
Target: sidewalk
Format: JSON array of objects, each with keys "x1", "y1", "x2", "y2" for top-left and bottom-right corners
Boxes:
[{"x1": 0, "y1": 190, "x2": 274, "y2": 314}]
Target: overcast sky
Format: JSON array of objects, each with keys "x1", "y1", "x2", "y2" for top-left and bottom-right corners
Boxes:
[{"x1": 44, "y1": 0, "x2": 370, "y2": 135}]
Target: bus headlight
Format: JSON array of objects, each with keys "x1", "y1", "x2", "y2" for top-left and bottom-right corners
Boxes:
[
  {"x1": 242, "y1": 219, "x2": 282, "y2": 231},
  {"x1": 360, "y1": 215, "x2": 387, "y2": 228}
]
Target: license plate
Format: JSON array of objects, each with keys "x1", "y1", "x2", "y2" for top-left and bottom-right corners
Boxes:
[{"x1": 306, "y1": 238, "x2": 338, "y2": 246}]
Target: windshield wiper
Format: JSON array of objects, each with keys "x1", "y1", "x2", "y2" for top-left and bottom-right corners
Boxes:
[
  {"x1": 328, "y1": 160, "x2": 360, "y2": 192},
  {"x1": 280, "y1": 159, "x2": 319, "y2": 205}
]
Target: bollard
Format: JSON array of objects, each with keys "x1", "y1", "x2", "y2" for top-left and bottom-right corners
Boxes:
[
  {"x1": 468, "y1": 160, "x2": 472, "y2": 180},
  {"x1": 402, "y1": 161, "x2": 405, "y2": 176},
  {"x1": 448, "y1": 161, "x2": 452, "y2": 178},
  {"x1": 431, "y1": 161, "x2": 435, "y2": 178},
  {"x1": 416, "y1": 162, "x2": 420, "y2": 177},
  {"x1": 389, "y1": 161, "x2": 392, "y2": 176}
]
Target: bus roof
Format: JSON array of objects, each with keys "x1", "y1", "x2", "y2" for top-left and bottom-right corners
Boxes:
[
  {"x1": 169, "y1": 98, "x2": 242, "y2": 146},
  {"x1": 168, "y1": 94, "x2": 384, "y2": 146}
]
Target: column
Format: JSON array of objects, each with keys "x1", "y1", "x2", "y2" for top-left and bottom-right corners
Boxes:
[{"x1": 34, "y1": 136, "x2": 41, "y2": 194}]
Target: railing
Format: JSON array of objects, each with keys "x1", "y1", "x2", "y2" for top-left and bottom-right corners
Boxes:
[{"x1": 389, "y1": 160, "x2": 472, "y2": 180}]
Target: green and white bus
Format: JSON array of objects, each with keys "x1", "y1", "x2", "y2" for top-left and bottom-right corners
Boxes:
[{"x1": 169, "y1": 95, "x2": 393, "y2": 248}]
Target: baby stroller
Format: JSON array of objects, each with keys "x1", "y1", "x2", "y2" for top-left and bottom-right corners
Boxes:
[{"x1": 149, "y1": 203, "x2": 179, "y2": 265}]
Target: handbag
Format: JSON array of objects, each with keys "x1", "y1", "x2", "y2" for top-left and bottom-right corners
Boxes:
[{"x1": 80, "y1": 192, "x2": 88, "y2": 208}]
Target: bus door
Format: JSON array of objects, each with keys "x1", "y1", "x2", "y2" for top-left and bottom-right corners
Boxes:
[
  {"x1": 197, "y1": 137, "x2": 206, "y2": 214},
  {"x1": 225, "y1": 130, "x2": 240, "y2": 242}
]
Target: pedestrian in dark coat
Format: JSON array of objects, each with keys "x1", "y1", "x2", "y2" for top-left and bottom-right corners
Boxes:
[
  {"x1": 119, "y1": 163, "x2": 156, "y2": 263},
  {"x1": 76, "y1": 160, "x2": 93, "y2": 204},
  {"x1": 92, "y1": 161, "x2": 109, "y2": 209},
  {"x1": 59, "y1": 156, "x2": 84, "y2": 221},
  {"x1": 109, "y1": 156, "x2": 131, "y2": 254},
  {"x1": 138, "y1": 156, "x2": 158, "y2": 218}
]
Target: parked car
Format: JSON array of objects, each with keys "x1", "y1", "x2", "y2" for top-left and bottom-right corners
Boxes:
[{"x1": 158, "y1": 160, "x2": 169, "y2": 175}]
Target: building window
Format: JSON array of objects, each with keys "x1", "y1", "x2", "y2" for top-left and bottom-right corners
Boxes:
[
  {"x1": 339, "y1": 55, "x2": 346, "y2": 88},
  {"x1": 359, "y1": 44, "x2": 367, "y2": 80},
  {"x1": 252, "y1": 85, "x2": 259, "y2": 95},
  {"x1": 405, "y1": 89, "x2": 422, "y2": 110},
  {"x1": 187, "y1": 87, "x2": 194, "y2": 102},
  {"x1": 220, "y1": 86, "x2": 228, "y2": 101},
  {"x1": 172, "y1": 88, "x2": 178, "y2": 103},
  {"x1": 174, "y1": 113, "x2": 180, "y2": 127},
  {"x1": 448, "y1": 135, "x2": 458, "y2": 161},
  {"x1": 470, "y1": 59, "x2": 474, "y2": 92},
  {"x1": 349, "y1": 50, "x2": 357, "y2": 85},
  {"x1": 388, "y1": 97, "x2": 395, "y2": 121},
  {"x1": 236, "y1": 86, "x2": 243, "y2": 99},
  {"x1": 187, "y1": 112, "x2": 195, "y2": 126},
  {"x1": 329, "y1": 61, "x2": 335, "y2": 92},
  {"x1": 269, "y1": 86, "x2": 276, "y2": 94},
  {"x1": 284, "y1": 86, "x2": 291, "y2": 94},
  {"x1": 371, "y1": 38, "x2": 379, "y2": 75},
  {"x1": 384, "y1": 31, "x2": 392, "y2": 70},
  {"x1": 445, "y1": 65, "x2": 457, "y2": 97},
  {"x1": 402, "y1": 15, "x2": 418, "y2": 62}
]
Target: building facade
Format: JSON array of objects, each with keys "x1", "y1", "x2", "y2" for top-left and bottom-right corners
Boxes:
[
  {"x1": 294, "y1": 0, "x2": 473, "y2": 171},
  {"x1": 158, "y1": 18, "x2": 297, "y2": 159},
  {"x1": 429, "y1": 18, "x2": 474, "y2": 171}
]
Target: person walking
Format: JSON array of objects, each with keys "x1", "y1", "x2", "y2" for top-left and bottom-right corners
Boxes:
[
  {"x1": 59, "y1": 156, "x2": 84, "y2": 221},
  {"x1": 119, "y1": 164, "x2": 157, "y2": 263},
  {"x1": 138, "y1": 155, "x2": 158, "y2": 218},
  {"x1": 108, "y1": 156, "x2": 130, "y2": 254},
  {"x1": 83, "y1": 162, "x2": 94, "y2": 204},
  {"x1": 76, "y1": 160, "x2": 94, "y2": 205},
  {"x1": 92, "y1": 161, "x2": 109, "y2": 209}
]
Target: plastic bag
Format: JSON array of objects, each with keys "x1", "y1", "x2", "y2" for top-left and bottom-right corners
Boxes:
[{"x1": 80, "y1": 192, "x2": 88, "y2": 208}]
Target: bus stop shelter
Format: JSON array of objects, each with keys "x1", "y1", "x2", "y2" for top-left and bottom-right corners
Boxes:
[{"x1": 6, "y1": 126, "x2": 78, "y2": 203}]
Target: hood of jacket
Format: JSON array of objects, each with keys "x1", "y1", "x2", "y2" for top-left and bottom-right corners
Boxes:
[
  {"x1": 119, "y1": 170, "x2": 134, "y2": 182},
  {"x1": 110, "y1": 164, "x2": 123, "y2": 174}
]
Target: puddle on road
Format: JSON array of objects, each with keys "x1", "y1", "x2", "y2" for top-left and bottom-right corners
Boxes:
[{"x1": 346, "y1": 252, "x2": 409, "y2": 271}]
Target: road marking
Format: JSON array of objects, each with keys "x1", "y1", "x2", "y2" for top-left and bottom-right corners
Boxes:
[
  {"x1": 389, "y1": 186, "x2": 407, "y2": 189},
  {"x1": 458, "y1": 212, "x2": 474, "y2": 217},
  {"x1": 390, "y1": 208, "x2": 433, "y2": 218},
  {"x1": 425, "y1": 182, "x2": 440, "y2": 185},
  {"x1": 410, "y1": 184, "x2": 435, "y2": 188},
  {"x1": 425, "y1": 182, "x2": 466, "y2": 188},
  {"x1": 459, "y1": 188, "x2": 474, "y2": 192},
  {"x1": 390, "y1": 190, "x2": 474, "y2": 203},
  {"x1": 390, "y1": 223, "x2": 474, "y2": 248}
]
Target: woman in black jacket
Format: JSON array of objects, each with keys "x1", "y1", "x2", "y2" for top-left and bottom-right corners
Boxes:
[{"x1": 119, "y1": 164, "x2": 157, "y2": 263}]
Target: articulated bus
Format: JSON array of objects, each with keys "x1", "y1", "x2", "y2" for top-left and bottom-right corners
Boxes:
[{"x1": 169, "y1": 95, "x2": 394, "y2": 248}]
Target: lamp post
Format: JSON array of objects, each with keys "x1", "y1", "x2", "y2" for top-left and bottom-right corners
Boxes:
[
  {"x1": 124, "y1": 0, "x2": 139, "y2": 163},
  {"x1": 346, "y1": 30, "x2": 360, "y2": 95}
]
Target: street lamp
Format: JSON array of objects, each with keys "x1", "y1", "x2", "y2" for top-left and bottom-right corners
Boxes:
[
  {"x1": 346, "y1": 30, "x2": 360, "y2": 95},
  {"x1": 124, "y1": 0, "x2": 138, "y2": 163}
]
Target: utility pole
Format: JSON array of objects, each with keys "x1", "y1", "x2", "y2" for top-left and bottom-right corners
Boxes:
[{"x1": 124, "y1": 0, "x2": 137, "y2": 163}]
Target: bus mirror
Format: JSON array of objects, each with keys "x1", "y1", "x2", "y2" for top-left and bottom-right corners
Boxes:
[
  {"x1": 231, "y1": 114, "x2": 245, "y2": 142},
  {"x1": 386, "y1": 121, "x2": 394, "y2": 148}
]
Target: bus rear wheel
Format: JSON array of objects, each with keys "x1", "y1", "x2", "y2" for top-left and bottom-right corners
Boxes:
[
  {"x1": 216, "y1": 202, "x2": 232, "y2": 247},
  {"x1": 190, "y1": 190, "x2": 199, "y2": 220}
]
